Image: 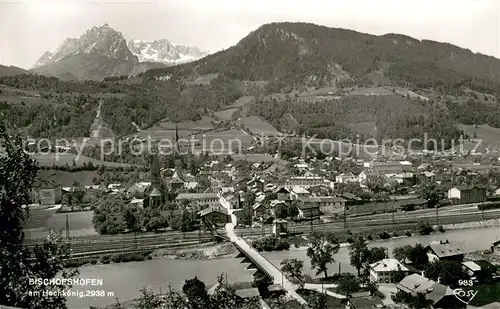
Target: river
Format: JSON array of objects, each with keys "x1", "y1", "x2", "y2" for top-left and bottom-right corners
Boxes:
[{"x1": 68, "y1": 225, "x2": 500, "y2": 309}]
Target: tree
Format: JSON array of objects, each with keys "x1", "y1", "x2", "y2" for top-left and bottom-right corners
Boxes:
[
  {"x1": 367, "y1": 247, "x2": 387, "y2": 264},
  {"x1": 111, "y1": 298, "x2": 123, "y2": 309},
  {"x1": 123, "y1": 205, "x2": 143, "y2": 233},
  {"x1": 0, "y1": 123, "x2": 78, "y2": 309},
  {"x1": 349, "y1": 236, "x2": 371, "y2": 275},
  {"x1": 417, "y1": 219, "x2": 434, "y2": 235},
  {"x1": 163, "y1": 286, "x2": 188, "y2": 309},
  {"x1": 337, "y1": 273, "x2": 361, "y2": 296},
  {"x1": 306, "y1": 292, "x2": 327, "y2": 309},
  {"x1": 72, "y1": 187, "x2": 85, "y2": 205},
  {"x1": 419, "y1": 182, "x2": 444, "y2": 208},
  {"x1": 280, "y1": 258, "x2": 305, "y2": 286},
  {"x1": 238, "y1": 204, "x2": 253, "y2": 226},
  {"x1": 392, "y1": 244, "x2": 428, "y2": 268},
  {"x1": 182, "y1": 276, "x2": 209, "y2": 309},
  {"x1": 393, "y1": 245, "x2": 413, "y2": 262},
  {"x1": 136, "y1": 287, "x2": 162, "y2": 309},
  {"x1": 93, "y1": 196, "x2": 127, "y2": 234},
  {"x1": 306, "y1": 231, "x2": 339, "y2": 278},
  {"x1": 424, "y1": 261, "x2": 469, "y2": 286},
  {"x1": 410, "y1": 293, "x2": 433, "y2": 309},
  {"x1": 211, "y1": 274, "x2": 238, "y2": 309},
  {"x1": 408, "y1": 244, "x2": 429, "y2": 267},
  {"x1": 390, "y1": 269, "x2": 407, "y2": 283}
]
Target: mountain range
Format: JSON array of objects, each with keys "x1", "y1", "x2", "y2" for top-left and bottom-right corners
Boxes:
[
  {"x1": 148, "y1": 22, "x2": 500, "y2": 95},
  {"x1": 2, "y1": 22, "x2": 500, "y2": 144},
  {"x1": 31, "y1": 24, "x2": 208, "y2": 81}
]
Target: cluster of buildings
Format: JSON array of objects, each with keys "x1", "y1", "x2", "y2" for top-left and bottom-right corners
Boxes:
[
  {"x1": 32, "y1": 145, "x2": 500, "y2": 231},
  {"x1": 369, "y1": 239, "x2": 498, "y2": 308}
]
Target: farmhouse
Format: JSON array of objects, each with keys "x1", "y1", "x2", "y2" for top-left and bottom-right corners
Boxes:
[
  {"x1": 426, "y1": 240, "x2": 466, "y2": 262},
  {"x1": 296, "y1": 203, "x2": 320, "y2": 219},
  {"x1": 273, "y1": 187, "x2": 292, "y2": 201},
  {"x1": 38, "y1": 185, "x2": 62, "y2": 205},
  {"x1": 369, "y1": 258, "x2": 410, "y2": 283},
  {"x1": 396, "y1": 274, "x2": 464, "y2": 309},
  {"x1": 198, "y1": 205, "x2": 229, "y2": 226}
]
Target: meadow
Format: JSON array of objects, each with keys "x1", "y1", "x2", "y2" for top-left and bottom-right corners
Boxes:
[
  {"x1": 33, "y1": 153, "x2": 134, "y2": 168},
  {"x1": 24, "y1": 208, "x2": 96, "y2": 239},
  {"x1": 235, "y1": 116, "x2": 280, "y2": 135}
]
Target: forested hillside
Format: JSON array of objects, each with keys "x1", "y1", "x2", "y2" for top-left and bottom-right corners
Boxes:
[
  {"x1": 2, "y1": 22, "x2": 500, "y2": 143},
  {"x1": 249, "y1": 94, "x2": 462, "y2": 149},
  {"x1": 0, "y1": 73, "x2": 241, "y2": 137},
  {"x1": 145, "y1": 22, "x2": 500, "y2": 95}
]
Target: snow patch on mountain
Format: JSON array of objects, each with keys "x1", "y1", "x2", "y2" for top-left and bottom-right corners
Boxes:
[{"x1": 127, "y1": 39, "x2": 208, "y2": 65}]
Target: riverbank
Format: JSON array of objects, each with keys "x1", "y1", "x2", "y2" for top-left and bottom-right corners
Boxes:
[
  {"x1": 440, "y1": 218, "x2": 500, "y2": 230},
  {"x1": 151, "y1": 242, "x2": 237, "y2": 260},
  {"x1": 65, "y1": 242, "x2": 238, "y2": 267},
  {"x1": 65, "y1": 217, "x2": 500, "y2": 268}
]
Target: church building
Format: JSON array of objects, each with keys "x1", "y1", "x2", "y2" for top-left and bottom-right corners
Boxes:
[{"x1": 144, "y1": 153, "x2": 169, "y2": 207}]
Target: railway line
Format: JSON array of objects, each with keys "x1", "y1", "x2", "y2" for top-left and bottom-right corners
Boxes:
[{"x1": 23, "y1": 207, "x2": 500, "y2": 255}]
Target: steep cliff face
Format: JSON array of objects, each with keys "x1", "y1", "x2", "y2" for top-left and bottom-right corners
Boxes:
[{"x1": 31, "y1": 24, "x2": 206, "y2": 80}]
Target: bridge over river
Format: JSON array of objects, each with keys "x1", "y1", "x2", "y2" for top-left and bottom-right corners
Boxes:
[{"x1": 220, "y1": 196, "x2": 307, "y2": 305}]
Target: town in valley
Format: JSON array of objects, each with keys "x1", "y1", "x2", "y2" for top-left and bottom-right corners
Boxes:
[{"x1": 2, "y1": 1, "x2": 500, "y2": 309}]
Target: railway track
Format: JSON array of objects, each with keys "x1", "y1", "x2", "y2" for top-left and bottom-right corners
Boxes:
[
  {"x1": 23, "y1": 209, "x2": 500, "y2": 254},
  {"x1": 235, "y1": 210, "x2": 500, "y2": 236}
]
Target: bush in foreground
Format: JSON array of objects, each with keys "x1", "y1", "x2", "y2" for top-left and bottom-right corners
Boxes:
[{"x1": 252, "y1": 235, "x2": 290, "y2": 252}]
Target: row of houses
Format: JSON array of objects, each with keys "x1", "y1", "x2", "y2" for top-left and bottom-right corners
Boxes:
[{"x1": 370, "y1": 239, "x2": 497, "y2": 309}]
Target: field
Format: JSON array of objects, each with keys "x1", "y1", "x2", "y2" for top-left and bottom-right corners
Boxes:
[
  {"x1": 348, "y1": 86, "x2": 393, "y2": 96},
  {"x1": 33, "y1": 153, "x2": 135, "y2": 168},
  {"x1": 37, "y1": 170, "x2": 100, "y2": 186},
  {"x1": 305, "y1": 138, "x2": 382, "y2": 158},
  {"x1": 345, "y1": 121, "x2": 377, "y2": 136},
  {"x1": 154, "y1": 116, "x2": 215, "y2": 131},
  {"x1": 235, "y1": 116, "x2": 280, "y2": 135},
  {"x1": 232, "y1": 153, "x2": 280, "y2": 162},
  {"x1": 214, "y1": 108, "x2": 239, "y2": 121},
  {"x1": 185, "y1": 73, "x2": 219, "y2": 85},
  {"x1": 456, "y1": 124, "x2": 500, "y2": 152},
  {"x1": 230, "y1": 96, "x2": 254, "y2": 108},
  {"x1": 24, "y1": 208, "x2": 96, "y2": 239},
  {"x1": 190, "y1": 129, "x2": 253, "y2": 153},
  {"x1": 135, "y1": 116, "x2": 216, "y2": 141}
]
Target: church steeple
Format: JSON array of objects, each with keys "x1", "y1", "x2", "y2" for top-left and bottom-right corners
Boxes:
[
  {"x1": 174, "y1": 123, "x2": 179, "y2": 155},
  {"x1": 151, "y1": 153, "x2": 162, "y2": 190}
]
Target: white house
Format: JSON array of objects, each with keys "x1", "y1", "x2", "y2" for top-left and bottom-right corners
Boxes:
[
  {"x1": 175, "y1": 193, "x2": 219, "y2": 208},
  {"x1": 284, "y1": 176, "x2": 334, "y2": 189},
  {"x1": 290, "y1": 186, "x2": 310, "y2": 200},
  {"x1": 447, "y1": 187, "x2": 461, "y2": 200},
  {"x1": 369, "y1": 258, "x2": 410, "y2": 283},
  {"x1": 335, "y1": 172, "x2": 357, "y2": 184}
]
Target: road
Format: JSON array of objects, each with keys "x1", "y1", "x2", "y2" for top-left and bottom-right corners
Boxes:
[{"x1": 224, "y1": 198, "x2": 307, "y2": 305}]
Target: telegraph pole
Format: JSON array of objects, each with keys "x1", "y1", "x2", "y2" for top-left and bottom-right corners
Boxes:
[
  {"x1": 249, "y1": 201, "x2": 253, "y2": 237},
  {"x1": 435, "y1": 204, "x2": 439, "y2": 225},
  {"x1": 65, "y1": 214, "x2": 70, "y2": 239},
  {"x1": 392, "y1": 200, "x2": 395, "y2": 225},
  {"x1": 343, "y1": 205, "x2": 347, "y2": 229}
]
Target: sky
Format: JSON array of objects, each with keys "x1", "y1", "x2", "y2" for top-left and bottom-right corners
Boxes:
[{"x1": 0, "y1": 0, "x2": 499, "y2": 69}]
